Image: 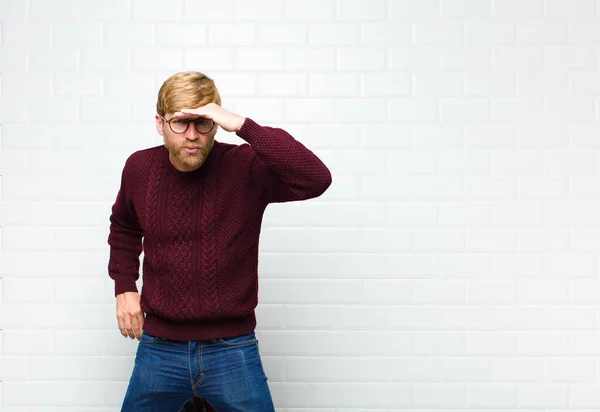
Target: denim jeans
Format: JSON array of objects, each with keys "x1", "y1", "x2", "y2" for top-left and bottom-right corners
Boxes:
[{"x1": 120, "y1": 331, "x2": 275, "y2": 412}]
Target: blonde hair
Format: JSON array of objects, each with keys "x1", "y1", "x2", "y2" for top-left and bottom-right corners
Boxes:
[{"x1": 156, "y1": 71, "x2": 222, "y2": 116}]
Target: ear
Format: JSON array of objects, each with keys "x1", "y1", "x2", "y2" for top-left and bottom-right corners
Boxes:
[{"x1": 155, "y1": 114, "x2": 164, "y2": 136}]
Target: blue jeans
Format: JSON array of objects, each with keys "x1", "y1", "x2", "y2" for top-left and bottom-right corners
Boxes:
[{"x1": 120, "y1": 331, "x2": 275, "y2": 412}]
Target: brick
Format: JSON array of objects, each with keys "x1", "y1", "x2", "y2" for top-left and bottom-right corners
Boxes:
[
  {"x1": 438, "y1": 150, "x2": 489, "y2": 175},
  {"x1": 80, "y1": 0, "x2": 131, "y2": 20},
  {"x1": 310, "y1": 73, "x2": 358, "y2": 96},
  {"x1": 386, "y1": 151, "x2": 437, "y2": 175},
  {"x1": 443, "y1": 47, "x2": 492, "y2": 70},
  {"x1": 392, "y1": 46, "x2": 439, "y2": 70},
  {"x1": 389, "y1": 99, "x2": 439, "y2": 123},
  {"x1": 411, "y1": 176, "x2": 465, "y2": 200},
  {"x1": 363, "y1": 280, "x2": 414, "y2": 304},
  {"x1": 544, "y1": 99, "x2": 595, "y2": 122},
  {"x1": 518, "y1": 332, "x2": 568, "y2": 356},
  {"x1": 491, "y1": 202, "x2": 542, "y2": 226},
  {"x1": 132, "y1": 0, "x2": 183, "y2": 20},
  {"x1": 466, "y1": 22, "x2": 515, "y2": 46},
  {"x1": 466, "y1": 176, "x2": 517, "y2": 201},
  {"x1": 285, "y1": 48, "x2": 336, "y2": 70},
  {"x1": 519, "y1": 72, "x2": 569, "y2": 97},
  {"x1": 415, "y1": 279, "x2": 466, "y2": 303},
  {"x1": 491, "y1": 151, "x2": 543, "y2": 175},
  {"x1": 414, "y1": 22, "x2": 465, "y2": 46},
  {"x1": 467, "y1": 332, "x2": 517, "y2": 355},
  {"x1": 517, "y1": 385, "x2": 569, "y2": 408},
  {"x1": 414, "y1": 384, "x2": 466, "y2": 407},
  {"x1": 2, "y1": 22, "x2": 51, "y2": 46},
  {"x1": 236, "y1": 0, "x2": 283, "y2": 20},
  {"x1": 308, "y1": 23, "x2": 358, "y2": 46},
  {"x1": 492, "y1": 99, "x2": 543, "y2": 123},
  {"x1": 2, "y1": 74, "x2": 52, "y2": 98},
  {"x1": 545, "y1": 46, "x2": 597, "y2": 69},
  {"x1": 338, "y1": 47, "x2": 387, "y2": 71},
  {"x1": 571, "y1": 385, "x2": 600, "y2": 408},
  {"x1": 414, "y1": 332, "x2": 466, "y2": 356},
  {"x1": 494, "y1": 47, "x2": 543, "y2": 70},
  {"x1": 361, "y1": 22, "x2": 411, "y2": 45},
  {"x1": 284, "y1": 0, "x2": 335, "y2": 19},
  {"x1": 336, "y1": 99, "x2": 386, "y2": 123},
  {"x1": 209, "y1": 23, "x2": 255, "y2": 45},
  {"x1": 467, "y1": 385, "x2": 517, "y2": 408},
  {"x1": 544, "y1": 307, "x2": 597, "y2": 330},
  {"x1": 156, "y1": 23, "x2": 206, "y2": 45},
  {"x1": 105, "y1": 23, "x2": 154, "y2": 46},
  {"x1": 415, "y1": 73, "x2": 464, "y2": 97},
  {"x1": 29, "y1": 0, "x2": 77, "y2": 21},
  {"x1": 517, "y1": 21, "x2": 568, "y2": 45},
  {"x1": 80, "y1": 47, "x2": 130, "y2": 71},
  {"x1": 546, "y1": 0, "x2": 596, "y2": 16},
  {"x1": 54, "y1": 74, "x2": 103, "y2": 96},
  {"x1": 52, "y1": 23, "x2": 103, "y2": 46},
  {"x1": 442, "y1": 98, "x2": 491, "y2": 123},
  {"x1": 30, "y1": 48, "x2": 79, "y2": 72},
  {"x1": 235, "y1": 48, "x2": 283, "y2": 71},
  {"x1": 390, "y1": 0, "x2": 439, "y2": 19},
  {"x1": 257, "y1": 23, "x2": 306, "y2": 45},
  {"x1": 492, "y1": 0, "x2": 543, "y2": 18},
  {"x1": 338, "y1": 0, "x2": 388, "y2": 20},
  {"x1": 467, "y1": 73, "x2": 517, "y2": 97}
]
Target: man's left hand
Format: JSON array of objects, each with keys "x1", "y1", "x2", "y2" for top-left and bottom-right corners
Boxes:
[{"x1": 173, "y1": 103, "x2": 246, "y2": 133}]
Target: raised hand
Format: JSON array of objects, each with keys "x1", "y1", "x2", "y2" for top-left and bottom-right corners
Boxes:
[{"x1": 173, "y1": 103, "x2": 246, "y2": 133}]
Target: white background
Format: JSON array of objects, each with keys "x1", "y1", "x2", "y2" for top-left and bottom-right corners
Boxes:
[{"x1": 2, "y1": 0, "x2": 600, "y2": 410}]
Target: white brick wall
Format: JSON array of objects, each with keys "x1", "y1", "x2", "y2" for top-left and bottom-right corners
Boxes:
[{"x1": 2, "y1": 0, "x2": 600, "y2": 410}]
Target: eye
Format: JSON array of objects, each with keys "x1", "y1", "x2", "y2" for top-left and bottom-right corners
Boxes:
[{"x1": 173, "y1": 120, "x2": 187, "y2": 125}]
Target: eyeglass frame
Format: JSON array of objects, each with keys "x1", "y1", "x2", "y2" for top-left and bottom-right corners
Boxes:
[{"x1": 160, "y1": 115, "x2": 215, "y2": 135}]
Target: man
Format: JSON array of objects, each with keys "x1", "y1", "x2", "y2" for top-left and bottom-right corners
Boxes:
[{"x1": 108, "y1": 71, "x2": 332, "y2": 411}]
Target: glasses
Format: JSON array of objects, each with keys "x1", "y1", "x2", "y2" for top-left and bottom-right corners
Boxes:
[{"x1": 161, "y1": 115, "x2": 215, "y2": 134}]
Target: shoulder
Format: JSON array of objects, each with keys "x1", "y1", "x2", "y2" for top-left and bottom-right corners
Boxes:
[
  {"x1": 125, "y1": 145, "x2": 165, "y2": 170},
  {"x1": 214, "y1": 140, "x2": 256, "y2": 161},
  {"x1": 122, "y1": 146, "x2": 163, "y2": 177}
]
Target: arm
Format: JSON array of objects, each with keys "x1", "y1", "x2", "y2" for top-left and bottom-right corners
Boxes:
[
  {"x1": 174, "y1": 104, "x2": 333, "y2": 203},
  {"x1": 107, "y1": 158, "x2": 143, "y2": 295},
  {"x1": 236, "y1": 118, "x2": 332, "y2": 203},
  {"x1": 108, "y1": 158, "x2": 145, "y2": 340}
]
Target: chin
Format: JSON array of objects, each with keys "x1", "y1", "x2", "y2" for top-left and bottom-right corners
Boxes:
[{"x1": 180, "y1": 154, "x2": 206, "y2": 169}]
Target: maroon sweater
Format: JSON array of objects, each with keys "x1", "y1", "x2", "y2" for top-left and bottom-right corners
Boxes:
[{"x1": 108, "y1": 118, "x2": 332, "y2": 341}]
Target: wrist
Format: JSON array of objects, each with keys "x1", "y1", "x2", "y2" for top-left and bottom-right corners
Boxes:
[{"x1": 235, "y1": 116, "x2": 246, "y2": 132}]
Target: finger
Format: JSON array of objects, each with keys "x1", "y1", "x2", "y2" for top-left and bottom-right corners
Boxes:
[
  {"x1": 131, "y1": 315, "x2": 141, "y2": 340},
  {"x1": 138, "y1": 312, "x2": 145, "y2": 334},
  {"x1": 117, "y1": 316, "x2": 128, "y2": 338},
  {"x1": 122, "y1": 315, "x2": 135, "y2": 339}
]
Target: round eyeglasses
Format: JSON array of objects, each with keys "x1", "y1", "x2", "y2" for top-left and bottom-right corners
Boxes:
[{"x1": 161, "y1": 115, "x2": 215, "y2": 135}]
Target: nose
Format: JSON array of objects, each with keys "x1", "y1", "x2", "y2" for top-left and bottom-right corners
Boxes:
[{"x1": 184, "y1": 122, "x2": 200, "y2": 140}]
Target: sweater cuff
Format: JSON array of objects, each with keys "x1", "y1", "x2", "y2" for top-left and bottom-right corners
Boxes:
[
  {"x1": 235, "y1": 118, "x2": 264, "y2": 145},
  {"x1": 114, "y1": 277, "x2": 139, "y2": 296}
]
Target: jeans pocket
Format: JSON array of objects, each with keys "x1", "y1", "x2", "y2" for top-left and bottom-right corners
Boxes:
[
  {"x1": 139, "y1": 332, "x2": 161, "y2": 345},
  {"x1": 217, "y1": 332, "x2": 257, "y2": 347}
]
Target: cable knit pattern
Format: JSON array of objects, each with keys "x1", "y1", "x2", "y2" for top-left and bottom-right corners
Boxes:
[
  {"x1": 143, "y1": 152, "x2": 165, "y2": 269},
  {"x1": 108, "y1": 118, "x2": 332, "y2": 341},
  {"x1": 199, "y1": 170, "x2": 221, "y2": 318}
]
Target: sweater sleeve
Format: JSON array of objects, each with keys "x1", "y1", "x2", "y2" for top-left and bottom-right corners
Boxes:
[
  {"x1": 235, "y1": 118, "x2": 332, "y2": 203},
  {"x1": 107, "y1": 157, "x2": 143, "y2": 296}
]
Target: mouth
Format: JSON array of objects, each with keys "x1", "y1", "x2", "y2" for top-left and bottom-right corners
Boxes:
[{"x1": 183, "y1": 147, "x2": 201, "y2": 154}]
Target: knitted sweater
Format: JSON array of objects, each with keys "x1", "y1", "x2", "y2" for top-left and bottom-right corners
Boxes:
[{"x1": 107, "y1": 118, "x2": 332, "y2": 341}]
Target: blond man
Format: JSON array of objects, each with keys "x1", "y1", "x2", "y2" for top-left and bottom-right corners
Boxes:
[{"x1": 108, "y1": 72, "x2": 332, "y2": 411}]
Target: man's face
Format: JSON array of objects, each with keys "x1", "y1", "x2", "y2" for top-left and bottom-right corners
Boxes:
[{"x1": 155, "y1": 113, "x2": 216, "y2": 172}]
